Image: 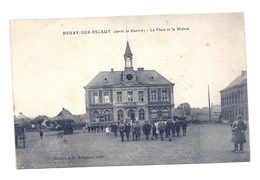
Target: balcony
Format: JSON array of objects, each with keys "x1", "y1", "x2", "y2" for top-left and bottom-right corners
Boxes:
[{"x1": 124, "y1": 102, "x2": 137, "y2": 108}]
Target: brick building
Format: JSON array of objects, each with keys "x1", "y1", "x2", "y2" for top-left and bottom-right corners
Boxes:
[
  {"x1": 84, "y1": 41, "x2": 175, "y2": 123},
  {"x1": 220, "y1": 71, "x2": 248, "y2": 121}
]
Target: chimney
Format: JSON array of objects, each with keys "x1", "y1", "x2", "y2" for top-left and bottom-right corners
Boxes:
[
  {"x1": 241, "y1": 71, "x2": 246, "y2": 76},
  {"x1": 111, "y1": 68, "x2": 114, "y2": 72},
  {"x1": 138, "y1": 67, "x2": 144, "y2": 71}
]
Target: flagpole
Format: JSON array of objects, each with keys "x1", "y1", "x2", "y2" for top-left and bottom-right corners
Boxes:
[{"x1": 208, "y1": 85, "x2": 212, "y2": 123}]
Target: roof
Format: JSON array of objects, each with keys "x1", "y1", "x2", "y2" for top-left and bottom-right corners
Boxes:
[
  {"x1": 85, "y1": 69, "x2": 174, "y2": 88},
  {"x1": 221, "y1": 71, "x2": 247, "y2": 91},
  {"x1": 56, "y1": 108, "x2": 73, "y2": 118},
  {"x1": 124, "y1": 41, "x2": 132, "y2": 56}
]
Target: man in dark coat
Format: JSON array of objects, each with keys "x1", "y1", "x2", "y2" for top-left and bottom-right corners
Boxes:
[
  {"x1": 175, "y1": 118, "x2": 181, "y2": 137},
  {"x1": 143, "y1": 121, "x2": 151, "y2": 140},
  {"x1": 124, "y1": 120, "x2": 131, "y2": 141},
  {"x1": 118, "y1": 121, "x2": 125, "y2": 142},
  {"x1": 235, "y1": 118, "x2": 247, "y2": 154},
  {"x1": 165, "y1": 118, "x2": 173, "y2": 141},
  {"x1": 131, "y1": 121, "x2": 136, "y2": 141},
  {"x1": 158, "y1": 119, "x2": 166, "y2": 141},
  {"x1": 134, "y1": 121, "x2": 141, "y2": 141},
  {"x1": 182, "y1": 121, "x2": 187, "y2": 136},
  {"x1": 111, "y1": 122, "x2": 118, "y2": 137}
]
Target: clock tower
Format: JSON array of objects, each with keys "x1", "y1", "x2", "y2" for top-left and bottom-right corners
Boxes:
[{"x1": 124, "y1": 41, "x2": 133, "y2": 70}]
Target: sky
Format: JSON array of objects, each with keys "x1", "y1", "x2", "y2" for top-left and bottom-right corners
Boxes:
[{"x1": 10, "y1": 13, "x2": 247, "y2": 118}]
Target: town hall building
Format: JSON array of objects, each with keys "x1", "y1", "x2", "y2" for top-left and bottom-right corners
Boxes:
[{"x1": 84, "y1": 41, "x2": 175, "y2": 123}]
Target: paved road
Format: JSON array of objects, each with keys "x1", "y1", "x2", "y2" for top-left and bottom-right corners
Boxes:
[{"x1": 15, "y1": 123, "x2": 250, "y2": 169}]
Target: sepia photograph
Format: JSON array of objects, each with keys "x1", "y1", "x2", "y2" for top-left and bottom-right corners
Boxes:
[{"x1": 9, "y1": 13, "x2": 251, "y2": 170}]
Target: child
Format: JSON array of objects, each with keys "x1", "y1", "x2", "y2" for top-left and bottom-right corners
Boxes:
[{"x1": 105, "y1": 125, "x2": 110, "y2": 135}]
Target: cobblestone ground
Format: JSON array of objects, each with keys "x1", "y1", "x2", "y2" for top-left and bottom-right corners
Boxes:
[{"x1": 15, "y1": 123, "x2": 250, "y2": 169}]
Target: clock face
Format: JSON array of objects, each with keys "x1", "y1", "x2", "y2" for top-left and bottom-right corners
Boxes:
[{"x1": 126, "y1": 74, "x2": 133, "y2": 80}]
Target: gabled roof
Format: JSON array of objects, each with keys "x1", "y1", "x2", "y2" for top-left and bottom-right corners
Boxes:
[
  {"x1": 85, "y1": 69, "x2": 174, "y2": 88},
  {"x1": 221, "y1": 71, "x2": 247, "y2": 91},
  {"x1": 56, "y1": 108, "x2": 73, "y2": 118}
]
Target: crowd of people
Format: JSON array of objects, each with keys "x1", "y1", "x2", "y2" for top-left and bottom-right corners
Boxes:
[{"x1": 96, "y1": 118, "x2": 188, "y2": 142}]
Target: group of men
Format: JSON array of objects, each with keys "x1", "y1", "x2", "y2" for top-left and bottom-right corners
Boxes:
[{"x1": 109, "y1": 118, "x2": 187, "y2": 142}]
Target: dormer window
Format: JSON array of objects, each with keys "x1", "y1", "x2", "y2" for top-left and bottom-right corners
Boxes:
[{"x1": 103, "y1": 77, "x2": 109, "y2": 82}]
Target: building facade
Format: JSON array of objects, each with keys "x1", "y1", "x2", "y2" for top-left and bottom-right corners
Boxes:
[
  {"x1": 220, "y1": 71, "x2": 248, "y2": 121},
  {"x1": 84, "y1": 41, "x2": 175, "y2": 123}
]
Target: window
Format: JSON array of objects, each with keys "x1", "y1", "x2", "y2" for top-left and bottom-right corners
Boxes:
[
  {"x1": 150, "y1": 90, "x2": 157, "y2": 101},
  {"x1": 126, "y1": 57, "x2": 131, "y2": 67},
  {"x1": 138, "y1": 91, "x2": 144, "y2": 102},
  {"x1": 139, "y1": 109, "x2": 145, "y2": 120},
  {"x1": 104, "y1": 110, "x2": 111, "y2": 121},
  {"x1": 103, "y1": 92, "x2": 110, "y2": 103},
  {"x1": 117, "y1": 110, "x2": 124, "y2": 121},
  {"x1": 92, "y1": 92, "x2": 99, "y2": 104},
  {"x1": 116, "y1": 92, "x2": 122, "y2": 103},
  {"x1": 161, "y1": 89, "x2": 168, "y2": 101},
  {"x1": 127, "y1": 91, "x2": 133, "y2": 102}
]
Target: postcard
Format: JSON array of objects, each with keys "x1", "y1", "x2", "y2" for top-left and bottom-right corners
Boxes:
[{"x1": 10, "y1": 13, "x2": 249, "y2": 169}]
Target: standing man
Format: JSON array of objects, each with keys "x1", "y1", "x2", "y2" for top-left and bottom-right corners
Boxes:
[
  {"x1": 131, "y1": 120, "x2": 136, "y2": 141},
  {"x1": 143, "y1": 121, "x2": 151, "y2": 140},
  {"x1": 125, "y1": 120, "x2": 131, "y2": 141},
  {"x1": 134, "y1": 121, "x2": 141, "y2": 141},
  {"x1": 118, "y1": 120, "x2": 125, "y2": 142},
  {"x1": 182, "y1": 121, "x2": 187, "y2": 136},
  {"x1": 175, "y1": 118, "x2": 181, "y2": 137},
  {"x1": 165, "y1": 118, "x2": 173, "y2": 141},
  {"x1": 111, "y1": 122, "x2": 118, "y2": 137},
  {"x1": 151, "y1": 122, "x2": 157, "y2": 140},
  {"x1": 235, "y1": 117, "x2": 247, "y2": 154},
  {"x1": 158, "y1": 119, "x2": 166, "y2": 141}
]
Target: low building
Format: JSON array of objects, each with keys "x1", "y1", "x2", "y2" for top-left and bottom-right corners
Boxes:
[
  {"x1": 84, "y1": 41, "x2": 175, "y2": 123},
  {"x1": 220, "y1": 71, "x2": 248, "y2": 121}
]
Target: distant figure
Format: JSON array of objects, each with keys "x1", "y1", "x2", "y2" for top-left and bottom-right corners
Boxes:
[
  {"x1": 82, "y1": 126, "x2": 86, "y2": 133},
  {"x1": 143, "y1": 121, "x2": 151, "y2": 140},
  {"x1": 182, "y1": 121, "x2": 187, "y2": 136},
  {"x1": 87, "y1": 125, "x2": 91, "y2": 133},
  {"x1": 125, "y1": 120, "x2": 131, "y2": 141},
  {"x1": 165, "y1": 119, "x2": 173, "y2": 141},
  {"x1": 175, "y1": 119, "x2": 181, "y2": 137},
  {"x1": 40, "y1": 131, "x2": 43, "y2": 139},
  {"x1": 230, "y1": 119, "x2": 238, "y2": 152},
  {"x1": 158, "y1": 119, "x2": 166, "y2": 141},
  {"x1": 131, "y1": 121, "x2": 136, "y2": 141},
  {"x1": 118, "y1": 121, "x2": 125, "y2": 142},
  {"x1": 134, "y1": 121, "x2": 141, "y2": 141},
  {"x1": 111, "y1": 122, "x2": 118, "y2": 137},
  {"x1": 230, "y1": 116, "x2": 234, "y2": 127},
  {"x1": 105, "y1": 125, "x2": 110, "y2": 135},
  {"x1": 151, "y1": 122, "x2": 158, "y2": 140}
]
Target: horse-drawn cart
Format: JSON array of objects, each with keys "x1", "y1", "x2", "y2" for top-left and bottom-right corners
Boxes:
[{"x1": 15, "y1": 124, "x2": 25, "y2": 148}]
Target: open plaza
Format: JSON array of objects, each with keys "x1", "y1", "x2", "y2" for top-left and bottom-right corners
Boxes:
[{"x1": 15, "y1": 123, "x2": 250, "y2": 169}]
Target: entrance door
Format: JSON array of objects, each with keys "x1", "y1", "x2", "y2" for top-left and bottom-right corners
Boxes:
[{"x1": 127, "y1": 109, "x2": 135, "y2": 121}]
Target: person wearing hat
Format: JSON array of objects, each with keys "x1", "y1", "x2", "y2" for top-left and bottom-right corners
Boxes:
[
  {"x1": 234, "y1": 117, "x2": 247, "y2": 154},
  {"x1": 134, "y1": 121, "x2": 141, "y2": 141},
  {"x1": 124, "y1": 120, "x2": 131, "y2": 141},
  {"x1": 158, "y1": 119, "x2": 166, "y2": 141},
  {"x1": 118, "y1": 120, "x2": 125, "y2": 142},
  {"x1": 143, "y1": 121, "x2": 151, "y2": 140}
]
